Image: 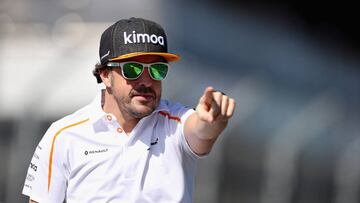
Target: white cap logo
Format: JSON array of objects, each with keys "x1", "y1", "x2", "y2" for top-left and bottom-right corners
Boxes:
[{"x1": 123, "y1": 31, "x2": 165, "y2": 46}]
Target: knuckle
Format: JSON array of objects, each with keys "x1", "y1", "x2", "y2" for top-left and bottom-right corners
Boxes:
[{"x1": 213, "y1": 91, "x2": 222, "y2": 97}]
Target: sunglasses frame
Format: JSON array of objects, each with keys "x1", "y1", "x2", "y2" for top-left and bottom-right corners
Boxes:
[{"x1": 107, "y1": 61, "x2": 169, "y2": 81}]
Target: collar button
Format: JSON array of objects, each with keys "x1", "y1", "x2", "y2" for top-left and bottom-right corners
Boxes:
[
  {"x1": 117, "y1": 127, "x2": 123, "y2": 133},
  {"x1": 106, "y1": 115, "x2": 112, "y2": 121}
]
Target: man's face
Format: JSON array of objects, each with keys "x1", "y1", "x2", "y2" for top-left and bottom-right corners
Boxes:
[{"x1": 108, "y1": 55, "x2": 165, "y2": 119}]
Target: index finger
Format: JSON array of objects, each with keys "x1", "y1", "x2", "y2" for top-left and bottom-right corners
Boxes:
[{"x1": 200, "y1": 86, "x2": 215, "y2": 105}]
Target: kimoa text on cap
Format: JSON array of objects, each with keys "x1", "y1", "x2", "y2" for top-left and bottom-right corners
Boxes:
[{"x1": 124, "y1": 31, "x2": 165, "y2": 46}]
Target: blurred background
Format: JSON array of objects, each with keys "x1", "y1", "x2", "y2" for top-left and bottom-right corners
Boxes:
[{"x1": 1, "y1": 0, "x2": 359, "y2": 202}]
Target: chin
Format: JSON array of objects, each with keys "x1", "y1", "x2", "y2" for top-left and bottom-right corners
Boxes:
[
  {"x1": 135, "y1": 98, "x2": 158, "y2": 109},
  {"x1": 129, "y1": 104, "x2": 156, "y2": 118}
]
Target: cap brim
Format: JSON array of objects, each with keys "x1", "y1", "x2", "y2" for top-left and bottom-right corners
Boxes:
[{"x1": 109, "y1": 52, "x2": 180, "y2": 62}]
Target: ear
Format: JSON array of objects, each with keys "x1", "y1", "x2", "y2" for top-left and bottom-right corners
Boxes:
[{"x1": 99, "y1": 69, "x2": 112, "y2": 88}]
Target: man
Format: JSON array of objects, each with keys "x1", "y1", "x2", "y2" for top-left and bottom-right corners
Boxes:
[{"x1": 23, "y1": 17, "x2": 235, "y2": 202}]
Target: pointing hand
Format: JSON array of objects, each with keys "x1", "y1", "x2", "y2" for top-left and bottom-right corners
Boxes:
[{"x1": 196, "y1": 86, "x2": 236, "y2": 123}]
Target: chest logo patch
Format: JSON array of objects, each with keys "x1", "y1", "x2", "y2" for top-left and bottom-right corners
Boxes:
[{"x1": 84, "y1": 148, "x2": 108, "y2": 155}]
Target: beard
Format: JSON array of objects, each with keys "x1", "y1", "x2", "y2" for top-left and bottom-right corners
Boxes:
[{"x1": 113, "y1": 84, "x2": 161, "y2": 119}]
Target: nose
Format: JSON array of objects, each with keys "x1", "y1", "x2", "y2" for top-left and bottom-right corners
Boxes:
[{"x1": 137, "y1": 67, "x2": 153, "y2": 87}]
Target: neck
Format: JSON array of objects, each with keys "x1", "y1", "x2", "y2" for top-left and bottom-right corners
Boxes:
[{"x1": 101, "y1": 90, "x2": 140, "y2": 134}]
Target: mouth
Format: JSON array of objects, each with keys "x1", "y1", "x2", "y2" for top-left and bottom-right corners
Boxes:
[
  {"x1": 130, "y1": 86, "x2": 157, "y2": 103},
  {"x1": 132, "y1": 93, "x2": 155, "y2": 102}
]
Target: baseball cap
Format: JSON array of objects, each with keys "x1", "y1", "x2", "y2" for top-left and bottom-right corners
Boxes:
[{"x1": 99, "y1": 17, "x2": 180, "y2": 65}]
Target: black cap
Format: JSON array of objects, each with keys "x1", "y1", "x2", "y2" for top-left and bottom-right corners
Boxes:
[{"x1": 99, "y1": 17, "x2": 180, "y2": 65}]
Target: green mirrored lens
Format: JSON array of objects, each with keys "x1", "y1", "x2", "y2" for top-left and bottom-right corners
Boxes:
[
  {"x1": 149, "y1": 64, "x2": 168, "y2": 80},
  {"x1": 123, "y1": 63, "x2": 143, "y2": 79}
]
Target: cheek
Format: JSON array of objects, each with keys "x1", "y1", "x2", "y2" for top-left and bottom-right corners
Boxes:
[
  {"x1": 154, "y1": 82, "x2": 162, "y2": 94},
  {"x1": 111, "y1": 74, "x2": 131, "y2": 95}
]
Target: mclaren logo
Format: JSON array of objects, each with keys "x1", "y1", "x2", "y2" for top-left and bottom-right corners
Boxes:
[
  {"x1": 124, "y1": 31, "x2": 165, "y2": 46},
  {"x1": 147, "y1": 137, "x2": 159, "y2": 151}
]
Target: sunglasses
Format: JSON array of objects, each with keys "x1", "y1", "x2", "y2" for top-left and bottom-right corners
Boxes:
[{"x1": 107, "y1": 61, "x2": 169, "y2": 81}]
